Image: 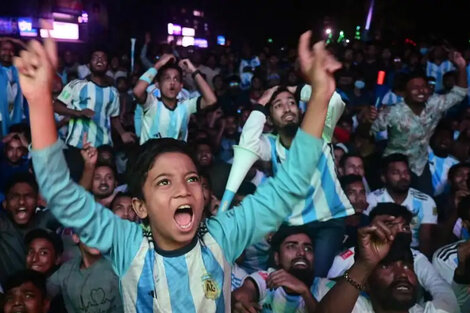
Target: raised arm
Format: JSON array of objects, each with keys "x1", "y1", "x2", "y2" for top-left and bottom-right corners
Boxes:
[
  {"x1": 132, "y1": 53, "x2": 175, "y2": 104},
  {"x1": 15, "y1": 32, "x2": 142, "y2": 277},
  {"x1": 78, "y1": 134, "x2": 97, "y2": 190},
  {"x1": 179, "y1": 59, "x2": 217, "y2": 109},
  {"x1": 208, "y1": 31, "x2": 343, "y2": 262}
]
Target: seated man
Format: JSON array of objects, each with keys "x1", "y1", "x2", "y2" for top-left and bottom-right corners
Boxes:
[
  {"x1": 315, "y1": 221, "x2": 458, "y2": 313},
  {"x1": 366, "y1": 153, "x2": 437, "y2": 256},
  {"x1": 3, "y1": 270, "x2": 50, "y2": 313},
  {"x1": 433, "y1": 195, "x2": 470, "y2": 313},
  {"x1": 233, "y1": 225, "x2": 317, "y2": 313}
]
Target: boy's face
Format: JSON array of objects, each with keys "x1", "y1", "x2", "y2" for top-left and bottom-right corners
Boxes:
[
  {"x1": 4, "y1": 282, "x2": 50, "y2": 313},
  {"x1": 133, "y1": 152, "x2": 204, "y2": 250},
  {"x1": 89, "y1": 51, "x2": 108, "y2": 74},
  {"x1": 159, "y1": 68, "x2": 183, "y2": 100},
  {"x1": 26, "y1": 238, "x2": 59, "y2": 274},
  {"x1": 3, "y1": 182, "x2": 37, "y2": 226}
]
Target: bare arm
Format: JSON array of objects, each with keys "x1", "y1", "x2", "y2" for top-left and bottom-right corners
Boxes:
[
  {"x1": 179, "y1": 59, "x2": 217, "y2": 109},
  {"x1": 133, "y1": 53, "x2": 176, "y2": 104},
  {"x1": 78, "y1": 136, "x2": 97, "y2": 190}
]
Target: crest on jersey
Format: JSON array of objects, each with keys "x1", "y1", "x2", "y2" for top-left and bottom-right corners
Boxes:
[{"x1": 201, "y1": 273, "x2": 220, "y2": 300}]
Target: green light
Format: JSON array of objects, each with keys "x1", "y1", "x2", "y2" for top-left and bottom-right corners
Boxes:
[
  {"x1": 340, "y1": 31, "x2": 344, "y2": 36},
  {"x1": 268, "y1": 38, "x2": 273, "y2": 43},
  {"x1": 356, "y1": 25, "x2": 361, "y2": 30}
]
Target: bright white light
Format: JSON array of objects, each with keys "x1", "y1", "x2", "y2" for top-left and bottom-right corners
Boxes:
[
  {"x1": 182, "y1": 36, "x2": 194, "y2": 47},
  {"x1": 40, "y1": 21, "x2": 79, "y2": 40},
  {"x1": 325, "y1": 28, "x2": 332, "y2": 35},
  {"x1": 182, "y1": 27, "x2": 195, "y2": 37},
  {"x1": 346, "y1": 39, "x2": 350, "y2": 43},
  {"x1": 167, "y1": 23, "x2": 182, "y2": 35}
]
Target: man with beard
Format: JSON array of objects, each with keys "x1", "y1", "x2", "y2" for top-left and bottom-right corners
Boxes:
[
  {"x1": 365, "y1": 52, "x2": 467, "y2": 195},
  {"x1": 0, "y1": 132, "x2": 29, "y2": 194},
  {"x1": 428, "y1": 123, "x2": 459, "y2": 196},
  {"x1": 54, "y1": 49, "x2": 135, "y2": 149},
  {"x1": 91, "y1": 162, "x2": 118, "y2": 208},
  {"x1": 232, "y1": 225, "x2": 317, "y2": 313},
  {"x1": 433, "y1": 195, "x2": 470, "y2": 313},
  {"x1": 239, "y1": 85, "x2": 353, "y2": 277},
  {"x1": 133, "y1": 54, "x2": 217, "y2": 144},
  {"x1": 365, "y1": 154, "x2": 437, "y2": 257},
  {"x1": 0, "y1": 39, "x2": 24, "y2": 138},
  {"x1": 315, "y1": 221, "x2": 458, "y2": 313}
]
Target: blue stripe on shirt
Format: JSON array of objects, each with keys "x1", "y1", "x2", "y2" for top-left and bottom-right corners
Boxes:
[
  {"x1": 94, "y1": 85, "x2": 104, "y2": 145},
  {"x1": 136, "y1": 250, "x2": 155, "y2": 313},
  {"x1": 201, "y1": 246, "x2": 225, "y2": 313},
  {"x1": 163, "y1": 256, "x2": 197, "y2": 313}
]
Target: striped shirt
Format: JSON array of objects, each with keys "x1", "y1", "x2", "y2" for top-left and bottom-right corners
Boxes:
[
  {"x1": 32, "y1": 129, "x2": 323, "y2": 313},
  {"x1": 365, "y1": 188, "x2": 438, "y2": 248},
  {"x1": 428, "y1": 147, "x2": 458, "y2": 196},
  {"x1": 432, "y1": 240, "x2": 470, "y2": 313},
  {"x1": 426, "y1": 60, "x2": 455, "y2": 93},
  {"x1": 381, "y1": 90, "x2": 403, "y2": 106},
  {"x1": 231, "y1": 264, "x2": 248, "y2": 291},
  {"x1": 239, "y1": 237, "x2": 271, "y2": 274},
  {"x1": 240, "y1": 88, "x2": 354, "y2": 225},
  {"x1": 57, "y1": 78, "x2": 120, "y2": 148},
  {"x1": 250, "y1": 268, "x2": 314, "y2": 313},
  {"x1": 139, "y1": 92, "x2": 200, "y2": 144}
]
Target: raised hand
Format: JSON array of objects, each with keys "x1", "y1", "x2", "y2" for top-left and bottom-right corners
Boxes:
[
  {"x1": 80, "y1": 133, "x2": 97, "y2": 166},
  {"x1": 449, "y1": 50, "x2": 466, "y2": 69},
  {"x1": 258, "y1": 86, "x2": 280, "y2": 106},
  {"x1": 154, "y1": 53, "x2": 176, "y2": 69},
  {"x1": 13, "y1": 29, "x2": 58, "y2": 102},
  {"x1": 297, "y1": 31, "x2": 341, "y2": 99},
  {"x1": 356, "y1": 223, "x2": 397, "y2": 269},
  {"x1": 178, "y1": 58, "x2": 197, "y2": 74}
]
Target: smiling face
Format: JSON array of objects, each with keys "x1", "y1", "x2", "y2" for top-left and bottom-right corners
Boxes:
[
  {"x1": 91, "y1": 166, "x2": 117, "y2": 199},
  {"x1": 26, "y1": 238, "x2": 59, "y2": 274},
  {"x1": 274, "y1": 233, "x2": 314, "y2": 276},
  {"x1": 132, "y1": 152, "x2": 204, "y2": 251},
  {"x1": 405, "y1": 77, "x2": 430, "y2": 105}
]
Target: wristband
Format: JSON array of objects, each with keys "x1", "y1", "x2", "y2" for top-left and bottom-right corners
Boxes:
[
  {"x1": 192, "y1": 70, "x2": 202, "y2": 80},
  {"x1": 343, "y1": 271, "x2": 365, "y2": 291},
  {"x1": 140, "y1": 68, "x2": 158, "y2": 84}
]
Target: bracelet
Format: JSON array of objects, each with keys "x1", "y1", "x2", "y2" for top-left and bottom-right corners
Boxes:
[
  {"x1": 192, "y1": 70, "x2": 202, "y2": 79},
  {"x1": 343, "y1": 271, "x2": 364, "y2": 291},
  {"x1": 140, "y1": 67, "x2": 158, "y2": 84}
]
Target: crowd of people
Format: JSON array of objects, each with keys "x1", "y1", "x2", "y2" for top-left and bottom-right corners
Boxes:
[{"x1": 1, "y1": 24, "x2": 470, "y2": 313}]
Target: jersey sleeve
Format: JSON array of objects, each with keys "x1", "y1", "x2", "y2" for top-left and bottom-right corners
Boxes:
[
  {"x1": 413, "y1": 251, "x2": 458, "y2": 312},
  {"x1": 182, "y1": 96, "x2": 200, "y2": 115},
  {"x1": 31, "y1": 140, "x2": 143, "y2": 277},
  {"x1": 142, "y1": 91, "x2": 157, "y2": 111},
  {"x1": 109, "y1": 88, "x2": 120, "y2": 117},
  {"x1": 422, "y1": 196, "x2": 438, "y2": 224},
  {"x1": 207, "y1": 129, "x2": 323, "y2": 263},
  {"x1": 248, "y1": 271, "x2": 269, "y2": 302},
  {"x1": 239, "y1": 108, "x2": 272, "y2": 162},
  {"x1": 297, "y1": 85, "x2": 345, "y2": 143},
  {"x1": 56, "y1": 80, "x2": 78, "y2": 108}
]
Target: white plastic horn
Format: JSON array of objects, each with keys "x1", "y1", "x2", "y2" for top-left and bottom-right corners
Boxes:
[{"x1": 218, "y1": 145, "x2": 260, "y2": 213}]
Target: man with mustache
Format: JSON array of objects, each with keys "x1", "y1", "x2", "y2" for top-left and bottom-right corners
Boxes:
[
  {"x1": 91, "y1": 162, "x2": 118, "y2": 208},
  {"x1": 314, "y1": 218, "x2": 458, "y2": 313},
  {"x1": 365, "y1": 154, "x2": 437, "y2": 257},
  {"x1": 232, "y1": 225, "x2": 317, "y2": 313}
]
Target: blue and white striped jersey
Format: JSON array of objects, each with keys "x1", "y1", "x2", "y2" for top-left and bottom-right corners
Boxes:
[
  {"x1": 426, "y1": 60, "x2": 455, "y2": 93},
  {"x1": 139, "y1": 92, "x2": 200, "y2": 144},
  {"x1": 365, "y1": 188, "x2": 438, "y2": 248},
  {"x1": 428, "y1": 147, "x2": 458, "y2": 196},
  {"x1": 249, "y1": 268, "x2": 314, "y2": 313},
  {"x1": 32, "y1": 128, "x2": 324, "y2": 313},
  {"x1": 381, "y1": 90, "x2": 403, "y2": 106},
  {"x1": 57, "y1": 78, "x2": 120, "y2": 148},
  {"x1": 240, "y1": 88, "x2": 354, "y2": 225}
]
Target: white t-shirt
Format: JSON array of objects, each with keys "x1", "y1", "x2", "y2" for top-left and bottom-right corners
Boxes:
[{"x1": 366, "y1": 188, "x2": 437, "y2": 247}]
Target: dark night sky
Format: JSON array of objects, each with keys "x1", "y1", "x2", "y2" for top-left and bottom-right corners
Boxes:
[{"x1": 1, "y1": 0, "x2": 469, "y2": 48}]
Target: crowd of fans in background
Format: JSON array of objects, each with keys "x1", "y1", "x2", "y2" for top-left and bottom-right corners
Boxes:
[{"x1": 1, "y1": 28, "x2": 470, "y2": 313}]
